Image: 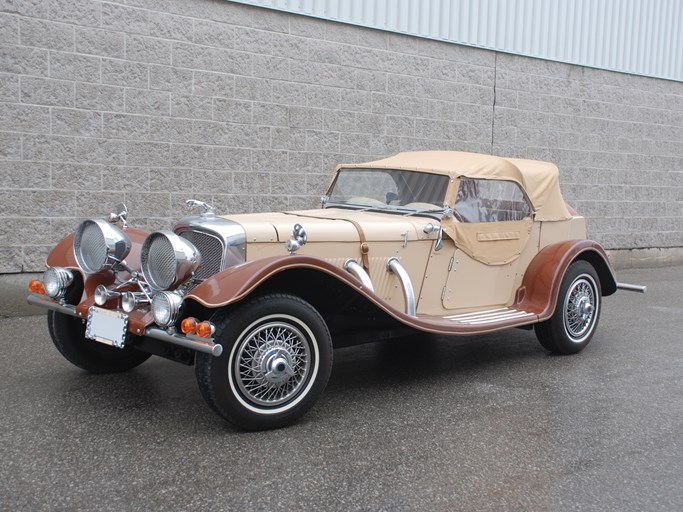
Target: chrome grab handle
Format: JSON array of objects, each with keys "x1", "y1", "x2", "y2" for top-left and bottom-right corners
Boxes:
[{"x1": 344, "y1": 259, "x2": 375, "y2": 293}]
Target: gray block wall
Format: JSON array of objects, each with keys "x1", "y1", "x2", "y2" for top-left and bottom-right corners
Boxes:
[{"x1": 1, "y1": 0, "x2": 681, "y2": 273}]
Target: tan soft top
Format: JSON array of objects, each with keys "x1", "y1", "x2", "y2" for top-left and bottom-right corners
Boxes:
[{"x1": 338, "y1": 151, "x2": 571, "y2": 221}]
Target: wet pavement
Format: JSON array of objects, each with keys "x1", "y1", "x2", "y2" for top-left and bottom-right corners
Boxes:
[{"x1": 1, "y1": 266, "x2": 681, "y2": 511}]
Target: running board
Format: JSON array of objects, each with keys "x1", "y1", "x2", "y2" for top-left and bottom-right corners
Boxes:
[{"x1": 443, "y1": 307, "x2": 536, "y2": 326}]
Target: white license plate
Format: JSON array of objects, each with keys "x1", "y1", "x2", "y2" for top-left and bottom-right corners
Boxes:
[{"x1": 85, "y1": 307, "x2": 128, "y2": 349}]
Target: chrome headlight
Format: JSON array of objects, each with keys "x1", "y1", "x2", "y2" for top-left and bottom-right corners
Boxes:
[
  {"x1": 74, "y1": 219, "x2": 131, "y2": 274},
  {"x1": 152, "y1": 291, "x2": 183, "y2": 327},
  {"x1": 141, "y1": 231, "x2": 201, "y2": 291},
  {"x1": 43, "y1": 267, "x2": 73, "y2": 298}
]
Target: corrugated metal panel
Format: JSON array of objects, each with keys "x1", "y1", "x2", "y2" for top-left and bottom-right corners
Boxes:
[{"x1": 232, "y1": 0, "x2": 682, "y2": 82}]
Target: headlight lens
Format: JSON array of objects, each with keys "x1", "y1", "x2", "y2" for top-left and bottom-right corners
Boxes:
[
  {"x1": 43, "y1": 267, "x2": 73, "y2": 298},
  {"x1": 141, "y1": 231, "x2": 200, "y2": 291},
  {"x1": 73, "y1": 219, "x2": 131, "y2": 274},
  {"x1": 152, "y1": 291, "x2": 183, "y2": 327}
]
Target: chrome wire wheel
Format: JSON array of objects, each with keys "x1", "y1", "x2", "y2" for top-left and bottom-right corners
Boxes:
[
  {"x1": 228, "y1": 313, "x2": 319, "y2": 415},
  {"x1": 563, "y1": 275, "x2": 599, "y2": 343},
  {"x1": 234, "y1": 321, "x2": 312, "y2": 407}
]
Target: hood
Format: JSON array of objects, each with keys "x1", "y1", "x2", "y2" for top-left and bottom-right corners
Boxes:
[{"x1": 220, "y1": 208, "x2": 433, "y2": 244}]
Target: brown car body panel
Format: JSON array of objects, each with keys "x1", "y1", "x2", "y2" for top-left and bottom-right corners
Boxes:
[{"x1": 515, "y1": 239, "x2": 617, "y2": 319}]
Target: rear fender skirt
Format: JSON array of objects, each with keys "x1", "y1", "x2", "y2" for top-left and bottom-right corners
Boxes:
[{"x1": 515, "y1": 239, "x2": 617, "y2": 320}]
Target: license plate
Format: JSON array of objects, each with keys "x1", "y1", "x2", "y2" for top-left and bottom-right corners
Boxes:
[{"x1": 85, "y1": 307, "x2": 128, "y2": 349}]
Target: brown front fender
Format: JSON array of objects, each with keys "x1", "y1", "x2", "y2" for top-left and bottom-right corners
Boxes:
[
  {"x1": 185, "y1": 255, "x2": 377, "y2": 309},
  {"x1": 515, "y1": 239, "x2": 617, "y2": 320}
]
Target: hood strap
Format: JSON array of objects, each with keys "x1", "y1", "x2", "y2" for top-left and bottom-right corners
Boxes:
[{"x1": 283, "y1": 212, "x2": 370, "y2": 272}]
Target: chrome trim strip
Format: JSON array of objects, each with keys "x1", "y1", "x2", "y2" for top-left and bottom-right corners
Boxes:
[
  {"x1": 616, "y1": 282, "x2": 647, "y2": 293},
  {"x1": 344, "y1": 259, "x2": 375, "y2": 293},
  {"x1": 444, "y1": 307, "x2": 509, "y2": 320},
  {"x1": 461, "y1": 312, "x2": 535, "y2": 325},
  {"x1": 27, "y1": 294, "x2": 79, "y2": 317},
  {"x1": 386, "y1": 257, "x2": 416, "y2": 317},
  {"x1": 144, "y1": 327, "x2": 223, "y2": 357},
  {"x1": 445, "y1": 307, "x2": 535, "y2": 324}
]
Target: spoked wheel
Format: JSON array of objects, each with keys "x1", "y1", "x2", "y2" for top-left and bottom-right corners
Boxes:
[
  {"x1": 535, "y1": 260, "x2": 602, "y2": 354},
  {"x1": 195, "y1": 293, "x2": 333, "y2": 431}
]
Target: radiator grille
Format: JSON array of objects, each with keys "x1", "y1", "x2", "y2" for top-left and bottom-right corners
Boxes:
[{"x1": 179, "y1": 230, "x2": 224, "y2": 280}]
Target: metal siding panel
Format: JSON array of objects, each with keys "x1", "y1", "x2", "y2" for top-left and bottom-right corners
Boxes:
[{"x1": 231, "y1": 0, "x2": 682, "y2": 81}]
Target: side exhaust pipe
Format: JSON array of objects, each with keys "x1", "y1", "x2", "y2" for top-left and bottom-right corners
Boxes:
[{"x1": 616, "y1": 282, "x2": 647, "y2": 293}]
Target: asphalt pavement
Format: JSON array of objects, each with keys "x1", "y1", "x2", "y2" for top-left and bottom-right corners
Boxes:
[{"x1": 1, "y1": 266, "x2": 681, "y2": 511}]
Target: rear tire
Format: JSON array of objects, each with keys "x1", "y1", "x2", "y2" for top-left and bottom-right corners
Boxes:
[
  {"x1": 535, "y1": 260, "x2": 602, "y2": 355},
  {"x1": 195, "y1": 293, "x2": 333, "y2": 431}
]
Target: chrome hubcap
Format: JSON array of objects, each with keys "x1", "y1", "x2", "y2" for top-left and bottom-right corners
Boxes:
[
  {"x1": 564, "y1": 277, "x2": 597, "y2": 340},
  {"x1": 234, "y1": 321, "x2": 311, "y2": 407}
]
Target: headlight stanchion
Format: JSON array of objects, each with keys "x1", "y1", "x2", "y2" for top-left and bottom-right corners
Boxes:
[
  {"x1": 152, "y1": 291, "x2": 184, "y2": 328},
  {"x1": 43, "y1": 267, "x2": 74, "y2": 299}
]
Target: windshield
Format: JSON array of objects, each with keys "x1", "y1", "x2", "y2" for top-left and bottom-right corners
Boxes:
[{"x1": 326, "y1": 168, "x2": 449, "y2": 214}]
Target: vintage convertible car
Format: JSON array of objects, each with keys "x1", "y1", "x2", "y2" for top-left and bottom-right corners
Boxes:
[{"x1": 28, "y1": 151, "x2": 645, "y2": 430}]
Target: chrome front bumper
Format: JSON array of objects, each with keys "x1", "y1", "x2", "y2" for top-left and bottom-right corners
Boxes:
[{"x1": 27, "y1": 294, "x2": 222, "y2": 357}]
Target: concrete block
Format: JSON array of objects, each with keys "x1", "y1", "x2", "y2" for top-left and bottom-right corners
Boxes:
[
  {"x1": 126, "y1": 141, "x2": 171, "y2": 167},
  {"x1": 306, "y1": 130, "x2": 339, "y2": 153},
  {"x1": 270, "y1": 127, "x2": 306, "y2": 151},
  {"x1": 51, "y1": 108, "x2": 102, "y2": 138},
  {"x1": 0, "y1": 72, "x2": 18, "y2": 101},
  {"x1": 252, "y1": 54, "x2": 288, "y2": 80},
  {"x1": 323, "y1": 109, "x2": 355, "y2": 132},
  {"x1": 306, "y1": 85, "x2": 341, "y2": 109},
  {"x1": 213, "y1": 97, "x2": 252, "y2": 124},
  {"x1": 102, "y1": 59, "x2": 149, "y2": 88},
  {"x1": 103, "y1": 166, "x2": 149, "y2": 192},
  {"x1": 290, "y1": 60, "x2": 354, "y2": 89},
  {"x1": 341, "y1": 89, "x2": 371, "y2": 112},
  {"x1": 172, "y1": 42, "x2": 213, "y2": 71},
  {"x1": 387, "y1": 73, "x2": 416, "y2": 97},
  {"x1": 213, "y1": 147, "x2": 251, "y2": 171},
  {"x1": 252, "y1": 102, "x2": 288, "y2": 127},
  {"x1": 148, "y1": 117, "x2": 193, "y2": 142},
  {"x1": 0, "y1": 45, "x2": 48, "y2": 76},
  {"x1": 193, "y1": 70, "x2": 234, "y2": 98},
  {"x1": 308, "y1": 39, "x2": 342, "y2": 65},
  {"x1": 0, "y1": 161, "x2": 50, "y2": 188},
  {"x1": 52, "y1": 163, "x2": 101, "y2": 190},
  {"x1": 0, "y1": 0, "x2": 48, "y2": 17},
  {"x1": 125, "y1": 88, "x2": 171, "y2": 116},
  {"x1": 76, "y1": 83, "x2": 125, "y2": 112},
  {"x1": 0, "y1": 103, "x2": 50, "y2": 133},
  {"x1": 149, "y1": 65, "x2": 193, "y2": 93},
  {"x1": 149, "y1": 12, "x2": 193, "y2": 42},
  {"x1": 339, "y1": 132, "x2": 373, "y2": 154},
  {"x1": 0, "y1": 132, "x2": 22, "y2": 160},
  {"x1": 355, "y1": 69, "x2": 386, "y2": 92},
  {"x1": 191, "y1": 169, "x2": 233, "y2": 194},
  {"x1": 169, "y1": 143, "x2": 213, "y2": 169},
  {"x1": 171, "y1": 94, "x2": 213, "y2": 120},
  {"x1": 386, "y1": 116, "x2": 414, "y2": 137},
  {"x1": 19, "y1": 18, "x2": 72, "y2": 51},
  {"x1": 75, "y1": 27, "x2": 125, "y2": 58},
  {"x1": 194, "y1": 20, "x2": 234, "y2": 49},
  {"x1": 289, "y1": 106, "x2": 323, "y2": 130},
  {"x1": 21, "y1": 77, "x2": 73, "y2": 107},
  {"x1": 272, "y1": 81, "x2": 307, "y2": 107},
  {"x1": 149, "y1": 168, "x2": 184, "y2": 192},
  {"x1": 251, "y1": 149, "x2": 288, "y2": 174},
  {"x1": 355, "y1": 112, "x2": 384, "y2": 134},
  {"x1": 0, "y1": 247, "x2": 24, "y2": 273},
  {"x1": 212, "y1": 48, "x2": 252, "y2": 76},
  {"x1": 49, "y1": 51, "x2": 100, "y2": 83},
  {"x1": 49, "y1": 0, "x2": 100, "y2": 27},
  {"x1": 101, "y1": 3, "x2": 148, "y2": 34},
  {"x1": 234, "y1": 76, "x2": 271, "y2": 101},
  {"x1": 126, "y1": 35, "x2": 172, "y2": 65}
]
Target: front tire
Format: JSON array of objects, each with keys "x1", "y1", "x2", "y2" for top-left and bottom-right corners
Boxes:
[
  {"x1": 48, "y1": 310, "x2": 151, "y2": 373},
  {"x1": 195, "y1": 293, "x2": 333, "y2": 431},
  {"x1": 535, "y1": 260, "x2": 602, "y2": 354}
]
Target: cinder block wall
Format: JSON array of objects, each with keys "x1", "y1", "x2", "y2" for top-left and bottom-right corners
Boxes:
[{"x1": 1, "y1": 0, "x2": 681, "y2": 273}]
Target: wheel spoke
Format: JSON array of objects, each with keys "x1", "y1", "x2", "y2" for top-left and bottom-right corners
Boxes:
[{"x1": 234, "y1": 320, "x2": 312, "y2": 407}]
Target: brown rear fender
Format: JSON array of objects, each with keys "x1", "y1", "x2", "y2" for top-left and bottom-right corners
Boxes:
[
  {"x1": 515, "y1": 239, "x2": 617, "y2": 320},
  {"x1": 185, "y1": 255, "x2": 379, "y2": 309}
]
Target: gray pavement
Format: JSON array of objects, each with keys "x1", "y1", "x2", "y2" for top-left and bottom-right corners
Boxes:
[{"x1": 1, "y1": 266, "x2": 681, "y2": 511}]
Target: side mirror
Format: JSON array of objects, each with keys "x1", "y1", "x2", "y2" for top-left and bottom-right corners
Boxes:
[{"x1": 108, "y1": 203, "x2": 128, "y2": 227}]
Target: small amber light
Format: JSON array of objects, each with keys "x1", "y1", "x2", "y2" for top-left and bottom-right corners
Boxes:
[
  {"x1": 29, "y1": 280, "x2": 46, "y2": 295},
  {"x1": 181, "y1": 317, "x2": 197, "y2": 335},
  {"x1": 196, "y1": 321, "x2": 214, "y2": 338}
]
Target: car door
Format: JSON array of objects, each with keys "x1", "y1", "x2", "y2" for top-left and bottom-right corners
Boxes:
[{"x1": 441, "y1": 178, "x2": 536, "y2": 310}]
